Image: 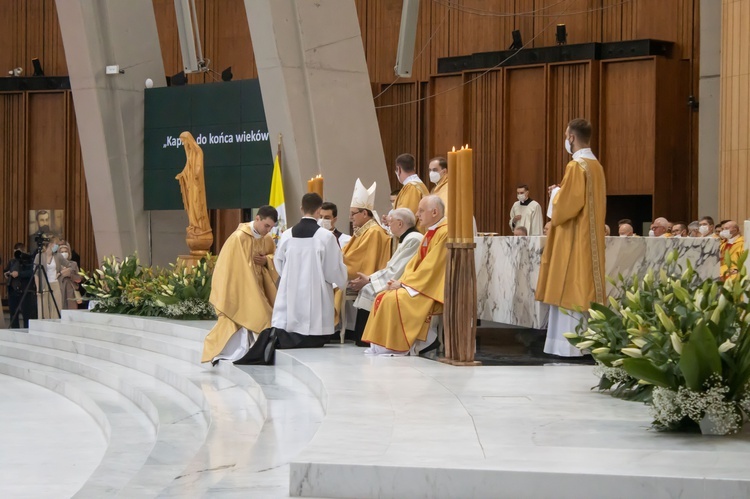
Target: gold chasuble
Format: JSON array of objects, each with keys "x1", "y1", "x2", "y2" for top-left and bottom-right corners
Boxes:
[
  {"x1": 536, "y1": 158, "x2": 606, "y2": 310},
  {"x1": 395, "y1": 181, "x2": 430, "y2": 232},
  {"x1": 342, "y1": 219, "x2": 391, "y2": 280},
  {"x1": 720, "y1": 235, "x2": 745, "y2": 281},
  {"x1": 202, "y1": 224, "x2": 278, "y2": 362},
  {"x1": 431, "y1": 176, "x2": 449, "y2": 214},
  {"x1": 362, "y1": 222, "x2": 448, "y2": 352}
]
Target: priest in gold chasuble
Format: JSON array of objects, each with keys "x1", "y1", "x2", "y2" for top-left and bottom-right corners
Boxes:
[
  {"x1": 202, "y1": 206, "x2": 279, "y2": 364},
  {"x1": 362, "y1": 195, "x2": 446, "y2": 355},
  {"x1": 536, "y1": 119, "x2": 607, "y2": 357}
]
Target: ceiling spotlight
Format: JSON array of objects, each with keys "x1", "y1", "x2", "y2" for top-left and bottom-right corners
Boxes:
[
  {"x1": 221, "y1": 66, "x2": 233, "y2": 82},
  {"x1": 8, "y1": 67, "x2": 22, "y2": 77},
  {"x1": 556, "y1": 24, "x2": 567, "y2": 45},
  {"x1": 509, "y1": 30, "x2": 523, "y2": 51},
  {"x1": 32, "y1": 58, "x2": 44, "y2": 76}
]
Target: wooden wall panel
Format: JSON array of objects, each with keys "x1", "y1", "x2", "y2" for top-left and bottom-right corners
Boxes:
[
  {"x1": 0, "y1": 93, "x2": 27, "y2": 301},
  {"x1": 547, "y1": 61, "x2": 598, "y2": 185},
  {"x1": 375, "y1": 82, "x2": 420, "y2": 189},
  {"x1": 599, "y1": 58, "x2": 655, "y2": 196},
  {"x1": 466, "y1": 69, "x2": 503, "y2": 233},
  {"x1": 720, "y1": 0, "x2": 750, "y2": 223},
  {"x1": 27, "y1": 92, "x2": 67, "y2": 209},
  {"x1": 503, "y1": 66, "x2": 547, "y2": 234},
  {"x1": 429, "y1": 74, "x2": 465, "y2": 166}
]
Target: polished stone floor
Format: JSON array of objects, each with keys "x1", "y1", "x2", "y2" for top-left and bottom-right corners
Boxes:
[{"x1": 1, "y1": 312, "x2": 750, "y2": 498}]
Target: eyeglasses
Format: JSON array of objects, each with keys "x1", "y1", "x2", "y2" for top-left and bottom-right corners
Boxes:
[{"x1": 350, "y1": 210, "x2": 364, "y2": 216}]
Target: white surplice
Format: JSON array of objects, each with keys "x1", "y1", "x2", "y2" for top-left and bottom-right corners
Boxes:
[
  {"x1": 272, "y1": 218, "x2": 348, "y2": 337},
  {"x1": 353, "y1": 229, "x2": 423, "y2": 311}
]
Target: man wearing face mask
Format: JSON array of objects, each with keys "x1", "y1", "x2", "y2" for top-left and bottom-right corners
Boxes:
[
  {"x1": 428, "y1": 156, "x2": 449, "y2": 212},
  {"x1": 393, "y1": 153, "x2": 429, "y2": 232},
  {"x1": 698, "y1": 216, "x2": 718, "y2": 238},
  {"x1": 319, "y1": 202, "x2": 351, "y2": 248},
  {"x1": 670, "y1": 222, "x2": 688, "y2": 238},
  {"x1": 509, "y1": 184, "x2": 543, "y2": 236},
  {"x1": 537, "y1": 118, "x2": 607, "y2": 357},
  {"x1": 719, "y1": 221, "x2": 744, "y2": 281},
  {"x1": 349, "y1": 208, "x2": 422, "y2": 343},
  {"x1": 202, "y1": 205, "x2": 280, "y2": 364},
  {"x1": 648, "y1": 217, "x2": 672, "y2": 237}
]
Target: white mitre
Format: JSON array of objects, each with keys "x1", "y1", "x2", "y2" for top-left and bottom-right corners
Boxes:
[
  {"x1": 350, "y1": 178, "x2": 381, "y2": 226},
  {"x1": 350, "y1": 178, "x2": 376, "y2": 210}
]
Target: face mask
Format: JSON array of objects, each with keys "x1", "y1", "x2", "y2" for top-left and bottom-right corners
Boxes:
[
  {"x1": 673, "y1": 235, "x2": 681, "y2": 238},
  {"x1": 698, "y1": 225, "x2": 710, "y2": 236},
  {"x1": 619, "y1": 234, "x2": 628, "y2": 238},
  {"x1": 648, "y1": 230, "x2": 655, "y2": 237},
  {"x1": 51, "y1": 244, "x2": 59, "y2": 253},
  {"x1": 517, "y1": 194, "x2": 527, "y2": 202},
  {"x1": 318, "y1": 218, "x2": 332, "y2": 230},
  {"x1": 429, "y1": 171, "x2": 441, "y2": 184},
  {"x1": 720, "y1": 229, "x2": 731, "y2": 240},
  {"x1": 60, "y1": 252, "x2": 70, "y2": 259},
  {"x1": 565, "y1": 138, "x2": 573, "y2": 155}
]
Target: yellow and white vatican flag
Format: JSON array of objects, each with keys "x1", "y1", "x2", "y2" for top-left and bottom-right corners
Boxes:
[{"x1": 269, "y1": 136, "x2": 287, "y2": 243}]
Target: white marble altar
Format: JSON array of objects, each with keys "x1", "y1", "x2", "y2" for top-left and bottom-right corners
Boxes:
[{"x1": 476, "y1": 236, "x2": 721, "y2": 328}]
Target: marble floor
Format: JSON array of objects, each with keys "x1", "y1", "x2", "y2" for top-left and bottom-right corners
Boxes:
[{"x1": 1, "y1": 311, "x2": 750, "y2": 498}]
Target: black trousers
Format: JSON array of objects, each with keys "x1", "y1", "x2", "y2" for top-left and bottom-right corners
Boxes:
[{"x1": 9, "y1": 292, "x2": 37, "y2": 328}]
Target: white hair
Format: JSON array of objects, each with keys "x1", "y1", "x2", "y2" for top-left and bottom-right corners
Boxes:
[
  {"x1": 423, "y1": 194, "x2": 445, "y2": 217},
  {"x1": 389, "y1": 208, "x2": 416, "y2": 228}
]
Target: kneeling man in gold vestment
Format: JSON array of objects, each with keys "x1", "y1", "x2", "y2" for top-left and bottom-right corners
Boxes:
[
  {"x1": 362, "y1": 195, "x2": 447, "y2": 356},
  {"x1": 202, "y1": 206, "x2": 279, "y2": 364}
]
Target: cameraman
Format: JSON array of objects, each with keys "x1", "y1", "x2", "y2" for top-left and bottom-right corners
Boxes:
[{"x1": 4, "y1": 243, "x2": 37, "y2": 328}]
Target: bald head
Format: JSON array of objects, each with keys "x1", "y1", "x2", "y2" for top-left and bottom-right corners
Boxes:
[
  {"x1": 650, "y1": 217, "x2": 671, "y2": 237},
  {"x1": 722, "y1": 220, "x2": 741, "y2": 240},
  {"x1": 417, "y1": 195, "x2": 445, "y2": 228},
  {"x1": 619, "y1": 224, "x2": 634, "y2": 237}
]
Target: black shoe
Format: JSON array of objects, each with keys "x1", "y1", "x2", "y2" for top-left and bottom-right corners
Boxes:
[
  {"x1": 418, "y1": 338, "x2": 440, "y2": 356},
  {"x1": 355, "y1": 340, "x2": 369, "y2": 347}
]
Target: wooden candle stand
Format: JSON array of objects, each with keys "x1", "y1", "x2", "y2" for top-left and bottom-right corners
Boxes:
[{"x1": 440, "y1": 241, "x2": 481, "y2": 366}]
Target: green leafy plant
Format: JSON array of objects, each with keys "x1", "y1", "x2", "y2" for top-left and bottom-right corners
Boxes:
[
  {"x1": 565, "y1": 249, "x2": 750, "y2": 434},
  {"x1": 82, "y1": 254, "x2": 217, "y2": 320}
]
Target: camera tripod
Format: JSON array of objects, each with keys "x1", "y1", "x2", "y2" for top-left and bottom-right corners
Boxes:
[{"x1": 10, "y1": 240, "x2": 60, "y2": 327}]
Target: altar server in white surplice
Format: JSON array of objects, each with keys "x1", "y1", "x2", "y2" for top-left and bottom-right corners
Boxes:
[{"x1": 272, "y1": 193, "x2": 348, "y2": 349}]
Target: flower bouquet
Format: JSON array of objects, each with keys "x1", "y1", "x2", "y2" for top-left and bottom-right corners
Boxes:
[{"x1": 565, "y1": 249, "x2": 750, "y2": 434}]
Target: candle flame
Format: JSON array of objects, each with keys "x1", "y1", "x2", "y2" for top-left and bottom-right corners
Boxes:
[
  {"x1": 465, "y1": 144, "x2": 469, "y2": 148},
  {"x1": 452, "y1": 146, "x2": 456, "y2": 152}
]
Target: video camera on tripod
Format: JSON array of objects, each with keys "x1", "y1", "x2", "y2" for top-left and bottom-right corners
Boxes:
[{"x1": 33, "y1": 230, "x2": 52, "y2": 249}]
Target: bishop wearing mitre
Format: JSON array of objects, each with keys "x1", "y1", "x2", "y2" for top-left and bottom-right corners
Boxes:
[
  {"x1": 362, "y1": 195, "x2": 447, "y2": 355},
  {"x1": 339, "y1": 179, "x2": 391, "y2": 342},
  {"x1": 202, "y1": 206, "x2": 279, "y2": 364}
]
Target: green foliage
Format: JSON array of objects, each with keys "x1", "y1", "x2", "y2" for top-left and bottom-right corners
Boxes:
[
  {"x1": 81, "y1": 254, "x2": 217, "y2": 320},
  {"x1": 565, "y1": 248, "x2": 750, "y2": 433}
]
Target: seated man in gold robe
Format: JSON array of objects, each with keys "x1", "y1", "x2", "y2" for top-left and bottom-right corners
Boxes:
[
  {"x1": 362, "y1": 195, "x2": 447, "y2": 356},
  {"x1": 719, "y1": 220, "x2": 745, "y2": 281},
  {"x1": 339, "y1": 178, "x2": 391, "y2": 344},
  {"x1": 202, "y1": 205, "x2": 279, "y2": 364}
]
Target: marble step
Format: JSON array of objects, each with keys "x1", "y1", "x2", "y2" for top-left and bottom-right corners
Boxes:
[
  {"x1": 0, "y1": 338, "x2": 209, "y2": 497},
  {"x1": 30, "y1": 319, "x2": 202, "y2": 364},
  {"x1": 0, "y1": 355, "x2": 156, "y2": 497},
  {"x1": 164, "y1": 364, "x2": 326, "y2": 497},
  {"x1": 0, "y1": 372, "x2": 107, "y2": 498},
  {"x1": 60, "y1": 310, "x2": 211, "y2": 343},
  {"x1": 0, "y1": 329, "x2": 209, "y2": 416},
  {"x1": 21, "y1": 322, "x2": 270, "y2": 495}
]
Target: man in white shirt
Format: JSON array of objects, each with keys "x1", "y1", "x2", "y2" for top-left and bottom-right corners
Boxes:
[{"x1": 509, "y1": 184, "x2": 543, "y2": 236}]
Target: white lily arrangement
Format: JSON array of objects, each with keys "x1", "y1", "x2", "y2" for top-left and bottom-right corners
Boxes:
[{"x1": 565, "y1": 249, "x2": 750, "y2": 434}]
